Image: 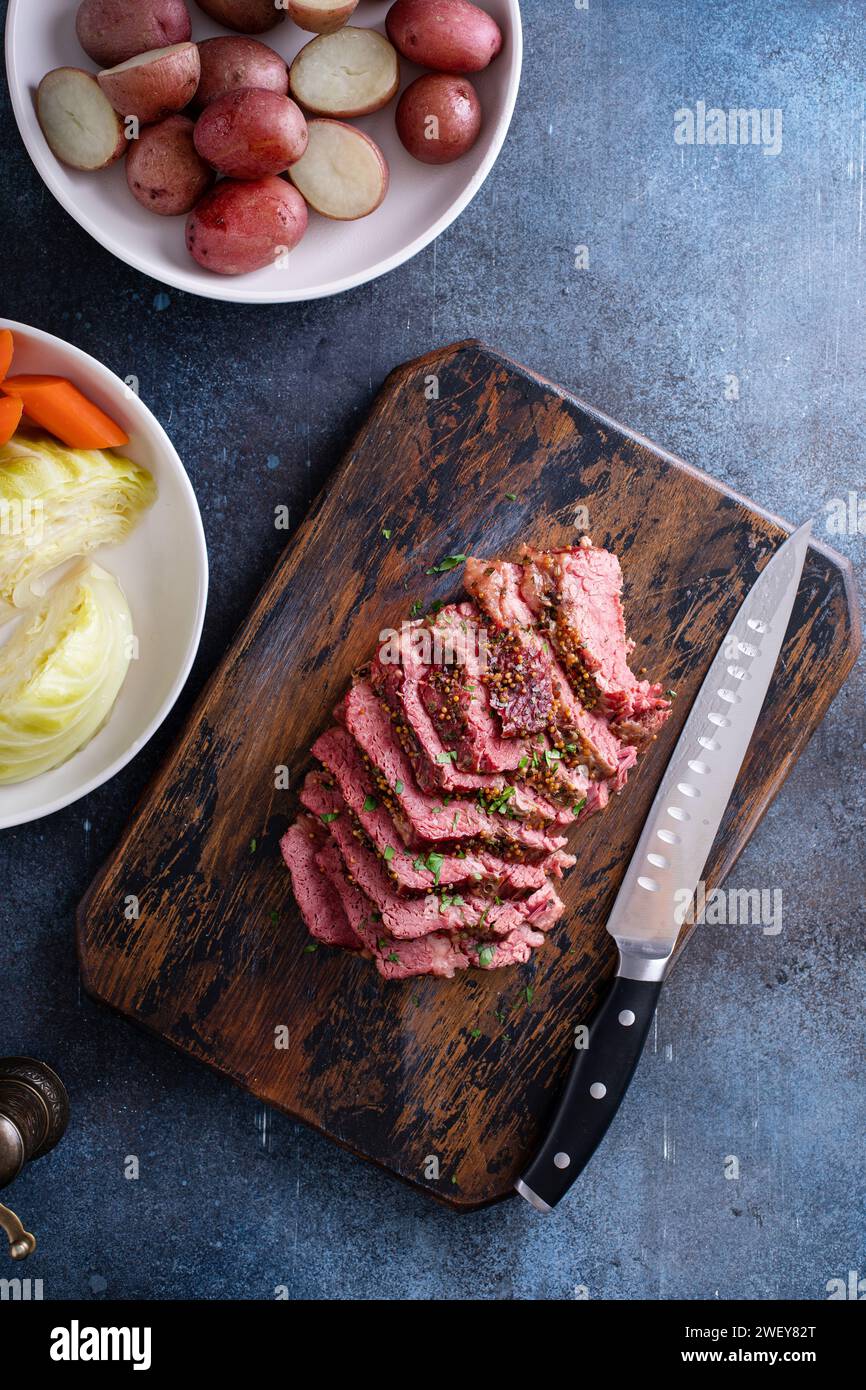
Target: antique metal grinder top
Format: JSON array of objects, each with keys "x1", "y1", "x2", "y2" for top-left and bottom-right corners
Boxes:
[{"x1": 0, "y1": 1058, "x2": 69, "y2": 1259}]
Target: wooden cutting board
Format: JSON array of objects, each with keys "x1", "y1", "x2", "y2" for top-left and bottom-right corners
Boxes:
[{"x1": 77, "y1": 341, "x2": 860, "y2": 1210}]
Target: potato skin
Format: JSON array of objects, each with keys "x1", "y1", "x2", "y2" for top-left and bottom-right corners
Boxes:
[
  {"x1": 385, "y1": 0, "x2": 503, "y2": 74},
  {"x1": 396, "y1": 73, "x2": 481, "y2": 164},
  {"x1": 185, "y1": 176, "x2": 308, "y2": 275},
  {"x1": 194, "y1": 89, "x2": 308, "y2": 177},
  {"x1": 196, "y1": 37, "x2": 288, "y2": 108},
  {"x1": 285, "y1": 1, "x2": 359, "y2": 35},
  {"x1": 193, "y1": 0, "x2": 285, "y2": 33},
  {"x1": 126, "y1": 114, "x2": 215, "y2": 215},
  {"x1": 98, "y1": 44, "x2": 202, "y2": 125},
  {"x1": 75, "y1": 0, "x2": 191, "y2": 68}
]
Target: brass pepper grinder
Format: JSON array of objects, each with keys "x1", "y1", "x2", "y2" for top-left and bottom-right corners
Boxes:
[{"x1": 0, "y1": 1058, "x2": 69, "y2": 1260}]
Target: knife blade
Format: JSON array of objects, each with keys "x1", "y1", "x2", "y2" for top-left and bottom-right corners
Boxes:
[{"x1": 516, "y1": 520, "x2": 812, "y2": 1213}]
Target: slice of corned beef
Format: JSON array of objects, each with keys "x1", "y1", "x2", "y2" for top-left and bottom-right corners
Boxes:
[
  {"x1": 316, "y1": 842, "x2": 470, "y2": 980},
  {"x1": 519, "y1": 541, "x2": 671, "y2": 745},
  {"x1": 464, "y1": 923, "x2": 545, "y2": 969},
  {"x1": 464, "y1": 557, "x2": 626, "y2": 778},
  {"x1": 420, "y1": 603, "x2": 529, "y2": 773},
  {"x1": 300, "y1": 769, "x2": 576, "y2": 898},
  {"x1": 340, "y1": 680, "x2": 570, "y2": 853},
  {"x1": 279, "y1": 816, "x2": 363, "y2": 949}
]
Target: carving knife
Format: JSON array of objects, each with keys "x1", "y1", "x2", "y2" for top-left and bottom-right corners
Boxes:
[{"x1": 516, "y1": 521, "x2": 812, "y2": 1212}]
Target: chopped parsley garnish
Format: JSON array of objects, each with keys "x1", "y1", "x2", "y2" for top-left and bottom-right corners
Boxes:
[
  {"x1": 505, "y1": 492, "x2": 517, "y2": 502},
  {"x1": 478, "y1": 945, "x2": 496, "y2": 968},
  {"x1": 544, "y1": 748, "x2": 562, "y2": 766},
  {"x1": 436, "y1": 750, "x2": 457, "y2": 763},
  {"x1": 469, "y1": 1028, "x2": 482, "y2": 1041},
  {"x1": 383, "y1": 846, "x2": 395, "y2": 862},
  {"x1": 320, "y1": 812, "x2": 340, "y2": 824},
  {"x1": 362, "y1": 795, "x2": 378, "y2": 812},
  {"x1": 525, "y1": 986, "x2": 534, "y2": 1005},
  {"x1": 303, "y1": 943, "x2": 318, "y2": 953},
  {"x1": 249, "y1": 838, "x2": 257, "y2": 853},
  {"x1": 666, "y1": 689, "x2": 678, "y2": 698},
  {"x1": 426, "y1": 553, "x2": 466, "y2": 575},
  {"x1": 394, "y1": 780, "x2": 404, "y2": 794},
  {"x1": 409, "y1": 599, "x2": 423, "y2": 619},
  {"x1": 487, "y1": 785, "x2": 516, "y2": 815},
  {"x1": 572, "y1": 797, "x2": 587, "y2": 816},
  {"x1": 425, "y1": 851, "x2": 445, "y2": 885},
  {"x1": 382, "y1": 528, "x2": 392, "y2": 540}
]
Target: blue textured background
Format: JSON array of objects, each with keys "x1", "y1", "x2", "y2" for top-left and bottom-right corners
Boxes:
[{"x1": 1, "y1": 0, "x2": 864, "y2": 1301}]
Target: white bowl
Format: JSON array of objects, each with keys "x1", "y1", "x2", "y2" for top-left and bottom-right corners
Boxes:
[
  {"x1": 4, "y1": 1, "x2": 522, "y2": 304},
  {"x1": 0, "y1": 319, "x2": 208, "y2": 829}
]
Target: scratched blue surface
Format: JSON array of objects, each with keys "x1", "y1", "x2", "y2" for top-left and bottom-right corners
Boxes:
[{"x1": 1, "y1": 0, "x2": 864, "y2": 1301}]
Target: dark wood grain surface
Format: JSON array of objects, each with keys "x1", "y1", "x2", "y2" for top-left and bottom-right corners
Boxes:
[{"x1": 76, "y1": 341, "x2": 861, "y2": 1210}]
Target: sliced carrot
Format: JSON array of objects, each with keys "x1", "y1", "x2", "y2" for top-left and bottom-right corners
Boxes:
[
  {"x1": 0, "y1": 375, "x2": 129, "y2": 449},
  {"x1": 0, "y1": 395, "x2": 24, "y2": 447},
  {"x1": 0, "y1": 328, "x2": 13, "y2": 383}
]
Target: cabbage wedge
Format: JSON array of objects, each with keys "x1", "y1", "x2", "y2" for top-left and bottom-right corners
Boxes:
[
  {"x1": 0, "y1": 433, "x2": 156, "y2": 621},
  {"x1": 0, "y1": 562, "x2": 133, "y2": 784}
]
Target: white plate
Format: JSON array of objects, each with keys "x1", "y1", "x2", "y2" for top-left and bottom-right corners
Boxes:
[
  {"x1": 0, "y1": 320, "x2": 208, "y2": 829},
  {"x1": 4, "y1": 1, "x2": 522, "y2": 304}
]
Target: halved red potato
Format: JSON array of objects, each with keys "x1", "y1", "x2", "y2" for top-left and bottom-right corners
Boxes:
[
  {"x1": 75, "y1": 0, "x2": 192, "y2": 68},
  {"x1": 194, "y1": 89, "x2": 308, "y2": 178},
  {"x1": 186, "y1": 176, "x2": 308, "y2": 275},
  {"x1": 288, "y1": 119, "x2": 388, "y2": 220},
  {"x1": 386, "y1": 0, "x2": 503, "y2": 74},
  {"x1": 126, "y1": 114, "x2": 215, "y2": 215},
  {"x1": 37, "y1": 67, "x2": 126, "y2": 171},
  {"x1": 98, "y1": 43, "x2": 201, "y2": 125},
  {"x1": 396, "y1": 73, "x2": 481, "y2": 164},
  {"x1": 193, "y1": 0, "x2": 285, "y2": 32},
  {"x1": 285, "y1": 0, "x2": 359, "y2": 35},
  {"x1": 290, "y1": 28, "x2": 399, "y2": 119},
  {"x1": 195, "y1": 36, "x2": 288, "y2": 108}
]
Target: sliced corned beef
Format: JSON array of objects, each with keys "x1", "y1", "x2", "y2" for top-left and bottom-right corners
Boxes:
[
  {"x1": 340, "y1": 680, "x2": 570, "y2": 853},
  {"x1": 420, "y1": 603, "x2": 529, "y2": 773},
  {"x1": 301, "y1": 761, "x2": 576, "y2": 895},
  {"x1": 319, "y1": 802, "x2": 564, "y2": 939},
  {"x1": 369, "y1": 646, "x2": 572, "y2": 824},
  {"x1": 279, "y1": 816, "x2": 363, "y2": 950},
  {"x1": 519, "y1": 542, "x2": 671, "y2": 744},
  {"x1": 371, "y1": 611, "x2": 598, "y2": 821},
  {"x1": 464, "y1": 923, "x2": 544, "y2": 969},
  {"x1": 283, "y1": 542, "x2": 670, "y2": 980},
  {"x1": 316, "y1": 842, "x2": 471, "y2": 980},
  {"x1": 464, "y1": 556, "x2": 626, "y2": 778}
]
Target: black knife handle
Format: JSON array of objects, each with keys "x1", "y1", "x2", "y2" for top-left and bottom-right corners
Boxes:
[{"x1": 517, "y1": 974, "x2": 662, "y2": 1211}]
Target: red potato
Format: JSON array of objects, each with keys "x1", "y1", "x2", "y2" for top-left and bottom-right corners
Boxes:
[
  {"x1": 186, "y1": 176, "x2": 308, "y2": 274},
  {"x1": 75, "y1": 0, "x2": 192, "y2": 68},
  {"x1": 386, "y1": 0, "x2": 503, "y2": 74},
  {"x1": 290, "y1": 28, "x2": 399, "y2": 119},
  {"x1": 288, "y1": 119, "x2": 388, "y2": 220},
  {"x1": 126, "y1": 115, "x2": 215, "y2": 215},
  {"x1": 194, "y1": 88, "x2": 307, "y2": 178},
  {"x1": 36, "y1": 68, "x2": 126, "y2": 171},
  {"x1": 195, "y1": 37, "x2": 288, "y2": 108},
  {"x1": 396, "y1": 72, "x2": 481, "y2": 164},
  {"x1": 193, "y1": 0, "x2": 285, "y2": 32},
  {"x1": 285, "y1": 0, "x2": 359, "y2": 35},
  {"x1": 98, "y1": 43, "x2": 201, "y2": 124}
]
